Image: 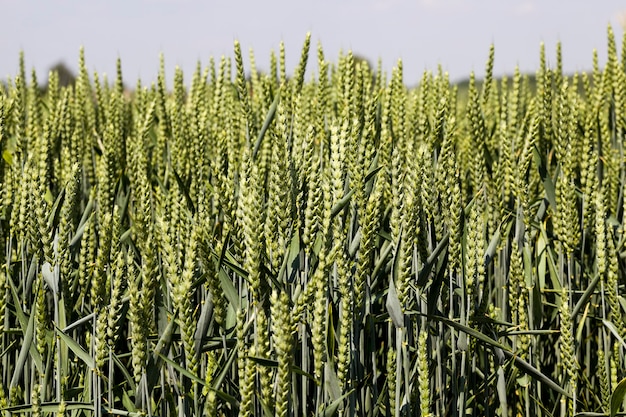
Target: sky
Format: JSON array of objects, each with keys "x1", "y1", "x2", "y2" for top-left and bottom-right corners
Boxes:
[{"x1": 1, "y1": 0, "x2": 625, "y2": 87}]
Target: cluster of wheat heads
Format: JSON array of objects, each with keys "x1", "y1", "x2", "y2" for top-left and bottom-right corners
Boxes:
[{"x1": 3, "y1": 27, "x2": 626, "y2": 416}]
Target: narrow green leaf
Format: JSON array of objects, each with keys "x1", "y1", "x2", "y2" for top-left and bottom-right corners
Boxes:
[
  {"x1": 41, "y1": 262, "x2": 58, "y2": 295},
  {"x1": 533, "y1": 145, "x2": 557, "y2": 209},
  {"x1": 121, "y1": 387, "x2": 137, "y2": 414},
  {"x1": 348, "y1": 228, "x2": 362, "y2": 258},
  {"x1": 223, "y1": 250, "x2": 249, "y2": 278},
  {"x1": 496, "y1": 366, "x2": 508, "y2": 416},
  {"x1": 153, "y1": 317, "x2": 176, "y2": 359},
  {"x1": 120, "y1": 227, "x2": 133, "y2": 243},
  {"x1": 218, "y1": 268, "x2": 239, "y2": 310},
  {"x1": 3, "y1": 402, "x2": 95, "y2": 413},
  {"x1": 195, "y1": 292, "x2": 213, "y2": 355},
  {"x1": 611, "y1": 378, "x2": 626, "y2": 417},
  {"x1": 604, "y1": 320, "x2": 626, "y2": 350},
  {"x1": 432, "y1": 315, "x2": 570, "y2": 398},
  {"x1": 213, "y1": 348, "x2": 237, "y2": 391},
  {"x1": 364, "y1": 164, "x2": 381, "y2": 185},
  {"x1": 62, "y1": 312, "x2": 95, "y2": 332},
  {"x1": 324, "y1": 362, "x2": 341, "y2": 401},
  {"x1": 484, "y1": 226, "x2": 501, "y2": 268},
  {"x1": 318, "y1": 389, "x2": 355, "y2": 417},
  {"x1": 69, "y1": 213, "x2": 93, "y2": 247},
  {"x1": 213, "y1": 388, "x2": 240, "y2": 409},
  {"x1": 331, "y1": 189, "x2": 355, "y2": 218},
  {"x1": 283, "y1": 229, "x2": 300, "y2": 283},
  {"x1": 47, "y1": 187, "x2": 65, "y2": 229},
  {"x1": 259, "y1": 395, "x2": 274, "y2": 417},
  {"x1": 572, "y1": 273, "x2": 601, "y2": 318},
  {"x1": 575, "y1": 303, "x2": 590, "y2": 344},
  {"x1": 157, "y1": 352, "x2": 205, "y2": 385},
  {"x1": 291, "y1": 365, "x2": 316, "y2": 381},
  {"x1": 10, "y1": 302, "x2": 36, "y2": 390},
  {"x1": 372, "y1": 240, "x2": 393, "y2": 279},
  {"x1": 54, "y1": 325, "x2": 95, "y2": 370},
  {"x1": 102, "y1": 409, "x2": 144, "y2": 417},
  {"x1": 70, "y1": 197, "x2": 95, "y2": 247},
  {"x1": 144, "y1": 318, "x2": 177, "y2": 393},
  {"x1": 386, "y1": 276, "x2": 404, "y2": 328},
  {"x1": 112, "y1": 351, "x2": 136, "y2": 392},
  {"x1": 253, "y1": 89, "x2": 280, "y2": 160},
  {"x1": 172, "y1": 168, "x2": 196, "y2": 215},
  {"x1": 247, "y1": 356, "x2": 278, "y2": 368},
  {"x1": 8, "y1": 278, "x2": 42, "y2": 374}
]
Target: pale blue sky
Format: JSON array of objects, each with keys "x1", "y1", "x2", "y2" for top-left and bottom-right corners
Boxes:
[{"x1": 2, "y1": 1, "x2": 625, "y2": 85}]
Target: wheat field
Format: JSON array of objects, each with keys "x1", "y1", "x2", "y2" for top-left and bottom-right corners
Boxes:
[{"x1": 1, "y1": 27, "x2": 626, "y2": 416}]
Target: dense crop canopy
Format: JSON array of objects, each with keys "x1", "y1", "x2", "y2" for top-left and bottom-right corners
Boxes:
[{"x1": 1, "y1": 27, "x2": 626, "y2": 416}]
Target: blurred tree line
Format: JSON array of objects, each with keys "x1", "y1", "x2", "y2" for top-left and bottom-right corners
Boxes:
[{"x1": 48, "y1": 61, "x2": 76, "y2": 88}]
